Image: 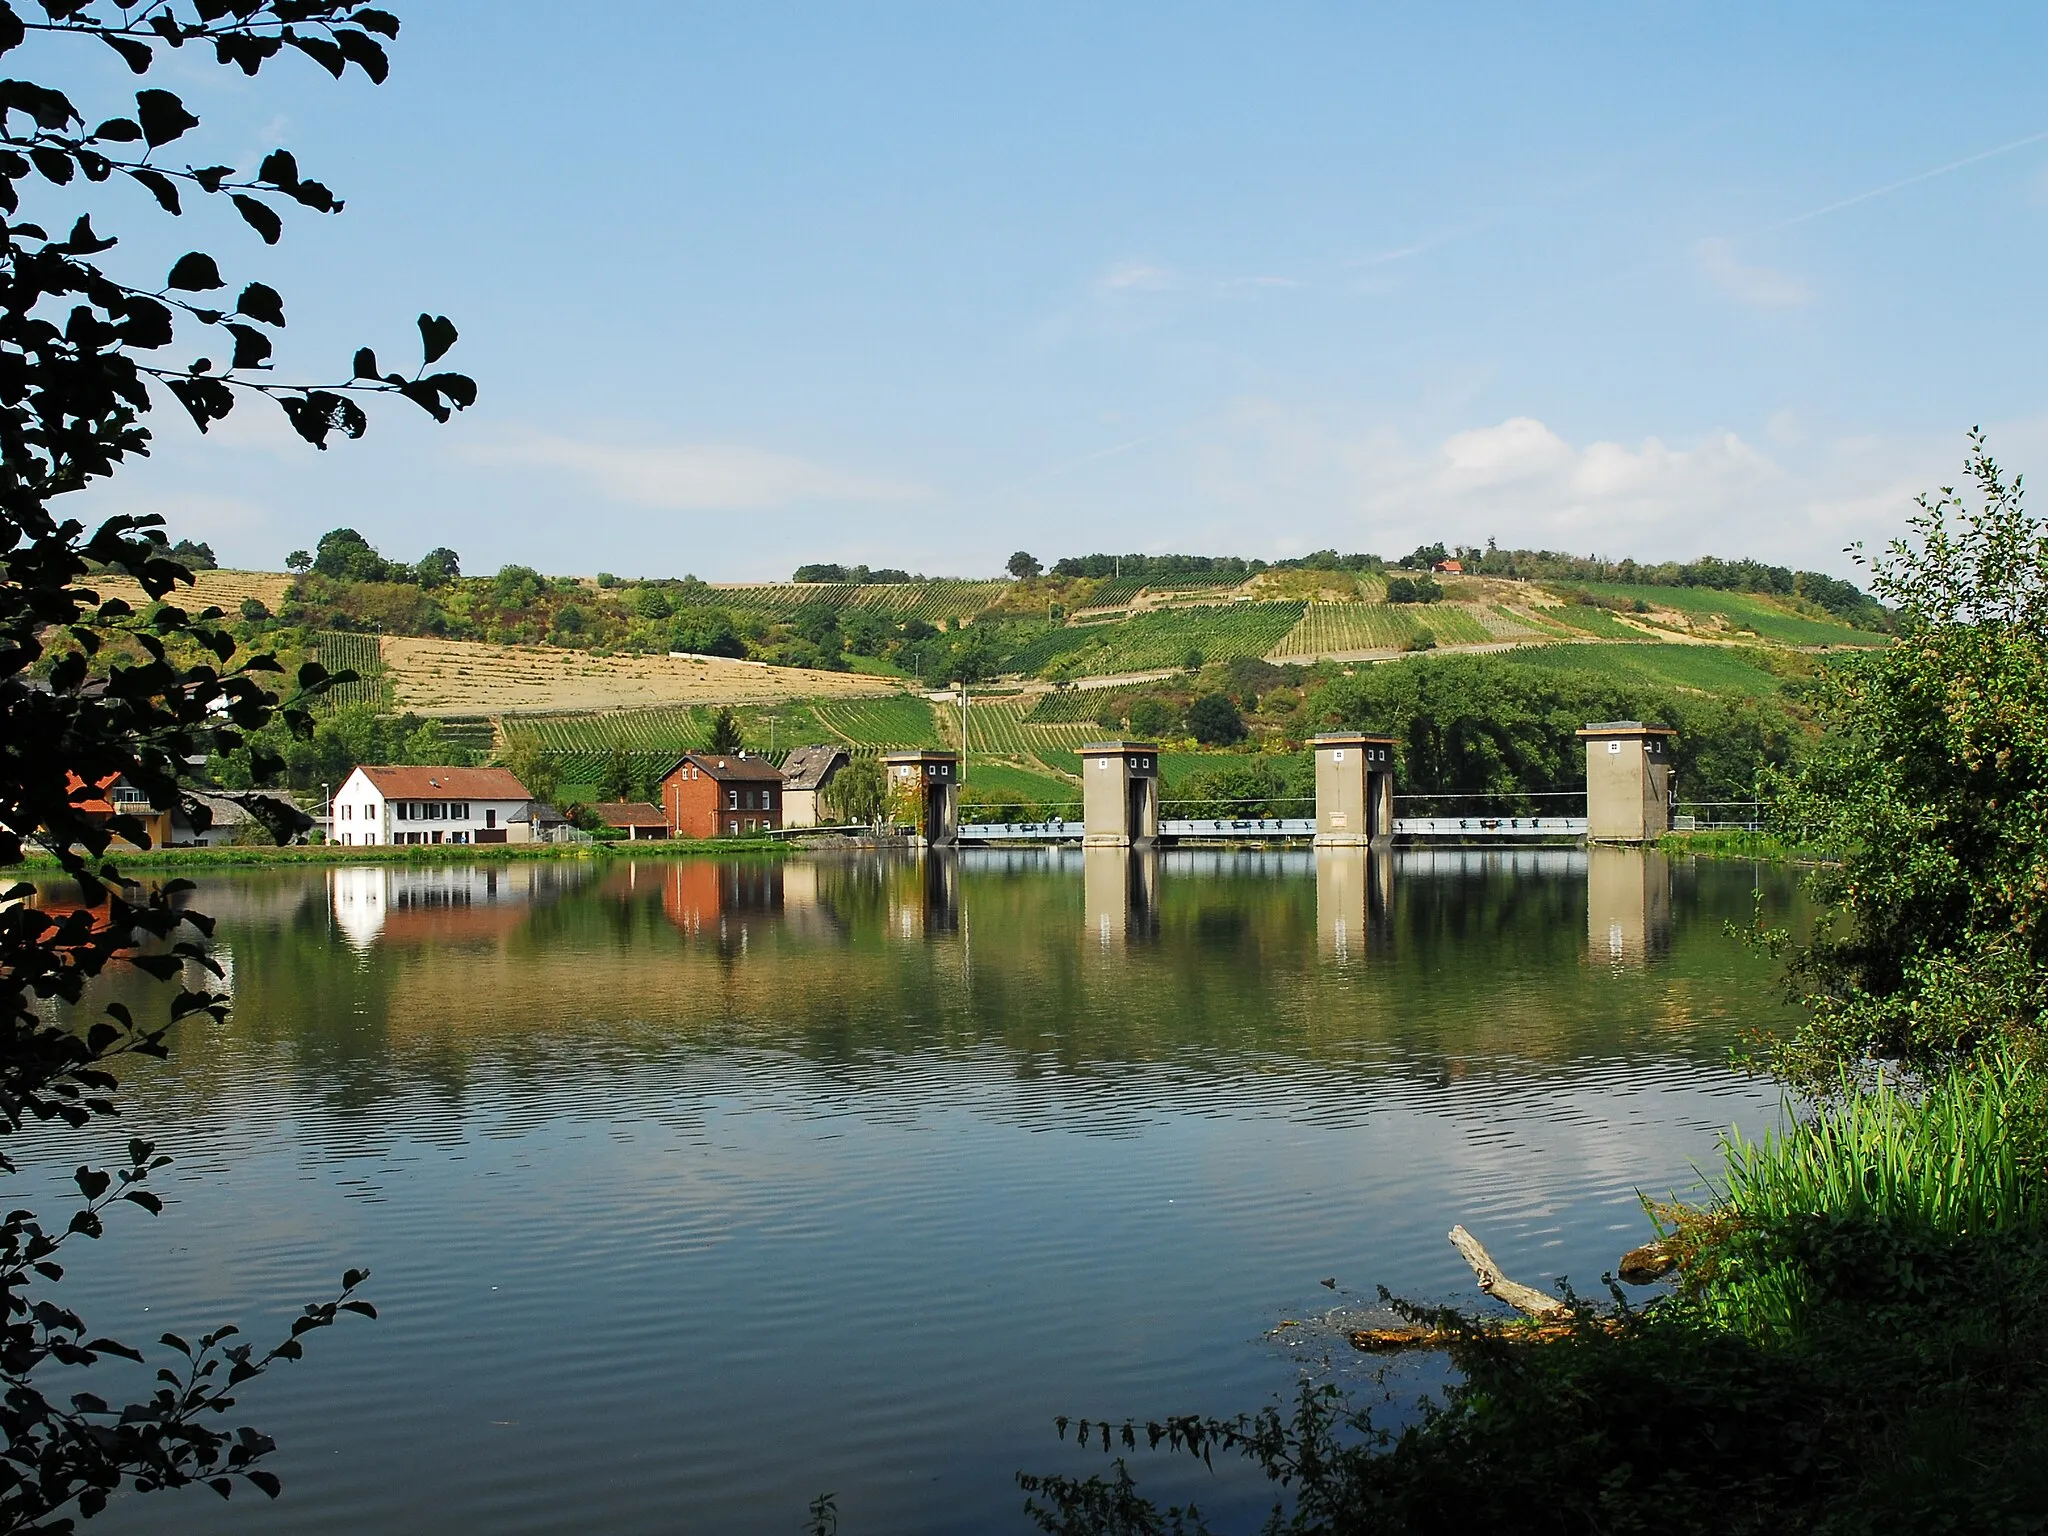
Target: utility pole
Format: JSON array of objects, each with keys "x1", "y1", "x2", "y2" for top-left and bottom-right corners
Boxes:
[{"x1": 959, "y1": 680, "x2": 968, "y2": 785}]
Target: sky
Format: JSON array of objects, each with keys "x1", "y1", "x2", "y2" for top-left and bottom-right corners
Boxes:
[{"x1": 45, "y1": 2, "x2": 2048, "y2": 581}]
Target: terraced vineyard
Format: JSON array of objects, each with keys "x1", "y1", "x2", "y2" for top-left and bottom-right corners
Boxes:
[
  {"x1": 1000, "y1": 601, "x2": 1307, "y2": 676},
  {"x1": 312, "y1": 631, "x2": 388, "y2": 709},
  {"x1": 810, "y1": 695, "x2": 946, "y2": 747},
  {"x1": 1024, "y1": 688, "x2": 1115, "y2": 724},
  {"x1": 1268, "y1": 602, "x2": 1499, "y2": 658},
  {"x1": 704, "y1": 581, "x2": 1005, "y2": 625},
  {"x1": 508, "y1": 706, "x2": 713, "y2": 754},
  {"x1": 961, "y1": 697, "x2": 1102, "y2": 761}
]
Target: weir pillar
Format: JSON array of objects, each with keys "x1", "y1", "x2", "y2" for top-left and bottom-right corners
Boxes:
[
  {"x1": 1080, "y1": 741, "x2": 1160, "y2": 848},
  {"x1": 883, "y1": 749, "x2": 959, "y2": 848},
  {"x1": 1577, "y1": 722, "x2": 1676, "y2": 844},
  {"x1": 1311, "y1": 733, "x2": 1397, "y2": 846}
]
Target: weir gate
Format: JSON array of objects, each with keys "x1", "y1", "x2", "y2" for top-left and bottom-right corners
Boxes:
[{"x1": 929, "y1": 721, "x2": 1676, "y2": 849}]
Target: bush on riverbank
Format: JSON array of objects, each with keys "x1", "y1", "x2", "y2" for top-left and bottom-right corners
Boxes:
[{"x1": 1026, "y1": 1051, "x2": 2048, "y2": 1534}]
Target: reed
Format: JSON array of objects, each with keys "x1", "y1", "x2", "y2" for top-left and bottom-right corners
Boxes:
[{"x1": 1717, "y1": 1049, "x2": 2047, "y2": 1235}]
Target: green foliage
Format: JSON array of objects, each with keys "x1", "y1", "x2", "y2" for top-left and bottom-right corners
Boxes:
[
  {"x1": 669, "y1": 606, "x2": 746, "y2": 658},
  {"x1": 1271, "y1": 602, "x2": 1496, "y2": 656},
  {"x1": 210, "y1": 705, "x2": 470, "y2": 792},
  {"x1": 1008, "y1": 551, "x2": 1043, "y2": 579},
  {"x1": 821, "y1": 755, "x2": 887, "y2": 825},
  {"x1": 1312, "y1": 653, "x2": 1801, "y2": 806},
  {"x1": 1127, "y1": 698, "x2": 1180, "y2": 739},
  {"x1": 708, "y1": 706, "x2": 745, "y2": 756},
  {"x1": 1573, "y1": 582, "x2": 1882, "y2": 647},
  {"x1": 1185, "y1": 694, "x2": 1245, "y2": 746},
  {"x1": 998, "y1": 602, "x2": 1307, "y2": 677},
  {"x1": 1383, "y1": 574, "x2": 1442, "y2": 603},
  {"x1": 1763, "y1": 434, "x2": 2048, "y2": 1076},
  {"x1": 0, "y1": 6, "x2": 465, "y2": 1525},
  {"x1": 1164, "y1": 756, "x2": 1311, "y2": 818}
]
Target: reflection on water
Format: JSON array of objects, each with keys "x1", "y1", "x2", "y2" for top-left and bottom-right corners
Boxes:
[{"x1": 28, "y1": 847, "x2": 1793, "y2": 1535}]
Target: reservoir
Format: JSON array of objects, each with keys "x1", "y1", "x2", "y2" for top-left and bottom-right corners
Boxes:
[{"x1": 32, "y1": 848, "x2": 1795, "y2": 1533}]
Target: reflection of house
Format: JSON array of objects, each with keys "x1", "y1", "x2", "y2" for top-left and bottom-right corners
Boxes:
[
  {"x1": 331, "y1": 766, "x2": 534, "y2": 847},
  {"x1": 63, "y1": 771, "x2": 173, "y2": 849},
  {"x1": 659, "y1": 860, "x2": 783, "y2": 939},
  {"x1": 330, "y1": 864, "x2": 550, "y2": 947},
  {"x1": 588, "y1": 802, "x2": 669, "y2": 840},
  {"x1": 657, "y1": 753, "x2": 784, "y2": 838},
  {"x1": 779, "y1": 745, "x2": 849, "y2": 828}
]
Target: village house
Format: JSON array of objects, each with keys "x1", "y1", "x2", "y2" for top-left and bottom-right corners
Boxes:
[
  {"x1": 61, "y1": 771, "x2": 173, "y2": 850},
  {"x1": 657, "y1": 752, "x2": 784, "y2": 838},
  {"x1": 330, "y1": 765, "x2": 535, "y2": 847},
  {"x1": 588, "y1": 802, "x2": 670, "y2": 840},
  {"x1": 1431, "y1": 558, "x2": 1464, "y2": 576},
  {"x1": 777, "y1": 744, "x2": 849, "y2": 829}
]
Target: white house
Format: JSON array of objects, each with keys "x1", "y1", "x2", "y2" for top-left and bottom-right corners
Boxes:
[{"x1": 330, "y1": 765, "x2": 535, "y2": 847}]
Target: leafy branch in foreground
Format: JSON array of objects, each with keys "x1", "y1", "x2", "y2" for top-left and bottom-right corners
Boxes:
[{"x1": 1, "y1": 2, "x2": 471, "y2": 1528}]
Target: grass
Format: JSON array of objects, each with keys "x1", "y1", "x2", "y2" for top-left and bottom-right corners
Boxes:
[
  {"x1": 959, "y1": 760, "x2": 1078, "y2": 808},
  {"x1": 1575, "y1": 582, "x2": 1885, "y2": 647},
  {"x1": 1498, "y1": 641, "x2": 1799, "y2": 694},
  {"x1": 1538, "y1": 601, "x2": 1652, "y2": 640}
]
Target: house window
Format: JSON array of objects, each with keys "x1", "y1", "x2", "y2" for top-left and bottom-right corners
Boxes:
[
  {"x1": 485, "y1": 808, "x2": 496, "y2": 828},
  {"x1": 727, "y1": 790, "x2": 738, "y2": 810},
  {"x1": 728, "y1": 819, "x2": 738, "y2": 835}
]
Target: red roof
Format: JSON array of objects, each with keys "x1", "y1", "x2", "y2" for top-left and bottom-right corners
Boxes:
[
  {"x1": 665, "y1": 753, "x2": 784, "y2": 784},
  {"x1": 588, "y1": 801, "x2": 668, "y2": 828},
  {"x1": 352, "y1": 766, "x2": 533, "y2": 800}
]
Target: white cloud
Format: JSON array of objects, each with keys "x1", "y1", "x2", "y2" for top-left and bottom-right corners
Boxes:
[
  {"x1": 1187, "y1": 404, "x2": 1996, "y2": 574},
  {"x1": 1694, "y1": 236, "x2": 1812, "y2": 307},
  {"x1": 461, "y1": 434, "x2": 928, "y2": 511},
  {"x1": 1094, "y1": 260, "x2": 1185, "y2": 295}
]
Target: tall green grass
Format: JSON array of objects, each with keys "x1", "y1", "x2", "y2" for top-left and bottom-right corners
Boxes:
[{"x1": 1719, "y1": 1050, "x2": 2045, "y2": 1235}]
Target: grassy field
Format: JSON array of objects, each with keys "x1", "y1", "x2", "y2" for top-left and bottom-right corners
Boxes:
[
  {"x1": 382, "y1": 634, "x2": 900, "y2": 715},
  {"x1": 1498, "y1": 641, "x2": 1800, "y2": 694},
  {"x1": 959, "y1": 760, "x2": 1080, "y2": 809},
  {"x1": 1574, "y1": 582, "x2": 1883, "y2": 647},
  {"x1": 1001, "y1": 601, "x2": 1308, "y2": 675},
  {"x1": 85, "y1": 568, "x2": 295, "y2": 614},
  {"x1": 1539, "y1": 602, "x2": 1653, "y2": 640},
  {"x1": 1269, "y1": 601, "x2": 1502, "y2": 656}
]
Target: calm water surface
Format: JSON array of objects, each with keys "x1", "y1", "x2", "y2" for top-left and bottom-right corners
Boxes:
[{"x1": 29, "y1": 847, "x2": 1798, "y2": 1533}]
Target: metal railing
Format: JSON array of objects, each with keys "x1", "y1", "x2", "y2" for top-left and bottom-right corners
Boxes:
[{"x1": 1673, "y1": 801, "x2": 1763, "y2": 832}]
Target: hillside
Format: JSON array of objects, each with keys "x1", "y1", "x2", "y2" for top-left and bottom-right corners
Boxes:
[{"x1": 121, "y1": 545, "x2": 1881, "y2": 810}]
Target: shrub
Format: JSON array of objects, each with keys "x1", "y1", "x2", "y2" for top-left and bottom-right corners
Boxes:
[{"x1": 1186, "y1": 693, "x2": 1246, "y2": 746}]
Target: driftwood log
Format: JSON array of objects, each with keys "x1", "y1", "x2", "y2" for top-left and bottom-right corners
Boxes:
[{"x1": 1349, "y1": 1226, "x2": 1599, "y2": 1353}]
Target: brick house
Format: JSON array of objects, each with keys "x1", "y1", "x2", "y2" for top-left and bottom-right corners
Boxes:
[{"x1": 657, "y1": 752, "x2": 785, "y2": 838}]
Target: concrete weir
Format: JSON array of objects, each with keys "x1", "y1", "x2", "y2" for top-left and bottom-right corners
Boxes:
[{"x1": 1079, "y1": 741, "x2": 1160, "y2": 848}]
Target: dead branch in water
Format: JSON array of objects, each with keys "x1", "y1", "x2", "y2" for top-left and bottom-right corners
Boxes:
[{"x1": 1348, "y1": 1226, "x2": 1597, "y2": 1354}]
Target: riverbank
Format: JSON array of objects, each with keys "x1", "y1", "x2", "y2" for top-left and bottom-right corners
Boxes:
[
  {"x1": 1659, "y1": 828, "x2": 1831, "y2": 863},
  {"x1": 5, "y1": 837, "x2": 791, "y2": 874}
]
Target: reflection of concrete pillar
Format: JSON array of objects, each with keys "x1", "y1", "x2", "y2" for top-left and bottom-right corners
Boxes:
[
  {"x1": 882, "y1": 750, "x2": 960, "y2": 847},
  {"x1": 1081, "y1": 742, "x2": 1159, "y2": 848},
  {"x1": 1586, "y1": 845, "x2": 1672, "y2": 966},
  {"x1": 1315, "y1": 845, "x2": 1395, "y2": 959},
  {"x1": 1578, "y1": 722, "x2": 1676, "y2": 843},
  {"x1": 1312, "y1": 733, "x2": 1397, "y2": 846},
  {"x1": 1082, "y1": 847, "x2": 1158, "y2": 947},
  {"x1": 921, "y1": 852, "x2": 959, "y2": 934}
]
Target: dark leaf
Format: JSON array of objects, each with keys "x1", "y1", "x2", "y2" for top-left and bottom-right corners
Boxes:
[
  {"x1": 417, "y1": 312, "x2": 457, "y2": 364},
  {"x1": 92, "y1": 115, "x2": 143, "y2": 141},
  {"x1": 256, "y1": 148, "x2": 300, "y2": 191},
  {"x1": 102, "y1": 32, "x2": 154, "y2": 73},
  {"x1": 225, "y1": 323, "x2": 272, "y2": 369},
  {"x1": 236, "y1": 281, "x2": 285, "y2": 325},
  {"x1": 232, "y1": 194, "x2": 282, "y2": 244},
  {"x1": 288, "y1": 33, "x2": 346, "y2": 76},
  {"x1": 356, "y1": 9, "x2": 401, "y2": 38},
  {"x1": 135, "y1": 88, "x2": 199, "y2": 147},
  {"x1": 352, "y1": 346, "x2": 378, "y2": 379},
  {"x1": 334, "y1": 27, "x2": 388, "y2": 82},
  {"x1": 167, "y1": 251, "x2": 223, "y2": 290},
  {"x1": 247, "y1": 1471, "x2": 281, "y2": 1499},
  {"x1": 29, "y1": 146, "x2": 73, "y2": 184},
  {"x1": 130, "y1": 166, "x2": 182, "y2": 213}
]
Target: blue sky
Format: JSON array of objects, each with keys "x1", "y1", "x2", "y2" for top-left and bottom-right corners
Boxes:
[{"x1": 60, "y1": 2, "x2": 2048, "y2": 580}]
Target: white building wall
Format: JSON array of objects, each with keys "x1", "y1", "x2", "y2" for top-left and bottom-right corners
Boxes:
[{"x1": 329, "y1": 770, "x2": 527, "y2": 847}]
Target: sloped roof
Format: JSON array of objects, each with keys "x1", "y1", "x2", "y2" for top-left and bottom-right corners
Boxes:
[
  {"x1": 779, "y1": 744, "x2": 848, "y2": 792},
  {"x1": 588, "y1": 801, "x2": 668, "y2": 828},
  {"x1": 662, "y1": 752, "x2": 784, "y2": 784},
  {"x1": 352, "y1": 766, "x2": 533, "y2": 800}
]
